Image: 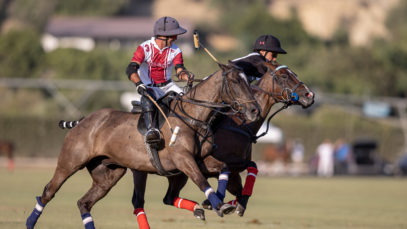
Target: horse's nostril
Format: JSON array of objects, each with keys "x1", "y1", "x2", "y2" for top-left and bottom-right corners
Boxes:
[{"x1": 251, "y1": 108, "x2": 258, "y2": 115}]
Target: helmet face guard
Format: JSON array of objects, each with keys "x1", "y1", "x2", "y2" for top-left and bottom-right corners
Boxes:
[
  {"x1": 253, "y1": 35, "x2": 287, "y2": 54},
  {"x1": 154, "y1": 16, "x2": 187, "y2": 37}
]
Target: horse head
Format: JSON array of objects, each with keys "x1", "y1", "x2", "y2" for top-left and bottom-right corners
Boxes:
[
  {"x1": 218, "y1": 62, "x2": 260, "y2": 122},
  {"x1": 262, "y1": 61, "x2": 314, "y2": 108}
]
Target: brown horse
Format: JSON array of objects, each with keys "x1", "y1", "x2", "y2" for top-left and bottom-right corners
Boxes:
[
  {"x1": 129, "y1": 61, "x2": 314, "y2": 224},
  {"x1": 25, "y1": 63, "x2": 260, "y2": 229},
  {"x1": 0, "y1": 140, "x2": 14, "y2": 171},
  {"x1": 69, "y1": 61, "x2": 314, "y2": 227}
]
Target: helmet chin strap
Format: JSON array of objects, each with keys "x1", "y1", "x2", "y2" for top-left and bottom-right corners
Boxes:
[
  {"x1": 155, "y1": 36, "x2": 170, "y2": 47},
  {"x1": 260, "y1": 51, "x2": 272, "y2": 63}
]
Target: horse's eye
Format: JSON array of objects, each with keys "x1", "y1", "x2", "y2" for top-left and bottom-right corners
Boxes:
[{"x1": 281, "y1": 74, "x2": 288, "y2": 79}]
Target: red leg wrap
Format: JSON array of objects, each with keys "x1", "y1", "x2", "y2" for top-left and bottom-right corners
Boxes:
[
  {"x1": 134, "y1": 208, "x2": 150, "y2": 229},
  {"x1": 173, "y1": 197, "x2": 197, "y2": 212},
  {"x1": 7, "y1": 159, "x2": 14, "y2": 171},
  {"x1": 242, "y1": 167, "x2": 258, "y2": 196},
  {"x1": 227, "y1": 199, "x2": 237, "y2": 206}
]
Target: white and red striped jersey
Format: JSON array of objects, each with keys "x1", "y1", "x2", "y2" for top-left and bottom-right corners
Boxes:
[{"x1": 131, "y1": 37, "x2": 183, "y2": 85}]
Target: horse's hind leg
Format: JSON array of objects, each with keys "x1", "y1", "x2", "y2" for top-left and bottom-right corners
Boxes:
[
  {"x1": 26, "y1": 140, "x2": 92, "y2": 229},
  {"x1": 26, "y1": 163, "x2": 81, "y2": 228},
  {"x1": 77, "y1": 159, "x2": 126, "y2": 229},
  {"x1": 131, "y1": 169, "x2": 150, "y2": 229},
  {"x1": 226, "y1": 161, "x2": 258, "y2": 217},
  {"x1": 162, "y1": 173, "x2": 205, "y2": 220}
]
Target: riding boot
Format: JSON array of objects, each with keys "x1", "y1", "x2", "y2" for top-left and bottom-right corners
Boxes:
[{"x1": 144, "y1": 110, "x2": 161, "y2": 144}]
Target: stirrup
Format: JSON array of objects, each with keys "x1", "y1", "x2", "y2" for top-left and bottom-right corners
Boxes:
[{"x1": 145, "y1": 128, "x2": 161, "y2": 143}]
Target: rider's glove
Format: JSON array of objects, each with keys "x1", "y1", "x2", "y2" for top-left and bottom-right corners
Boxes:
[
  {"x1": 135, "y1": 82, "x2": 147, "y2": 96},
  {"x1": 178, "y1": 70, "x2": 195, "y2": 83}
]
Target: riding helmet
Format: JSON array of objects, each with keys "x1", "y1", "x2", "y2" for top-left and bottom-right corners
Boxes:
[
  {"x1": 154, "y1": 16, "x2": 187, "y2": 36},
  {"x1": 253, "y1": 35, "x2": 287, "y2": 54}
]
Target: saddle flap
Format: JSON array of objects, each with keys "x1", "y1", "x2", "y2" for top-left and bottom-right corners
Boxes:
[{"x1": 131, "y1": 100, "x2": 143, "y2": 113}]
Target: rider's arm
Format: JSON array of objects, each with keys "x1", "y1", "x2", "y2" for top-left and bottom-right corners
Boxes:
[
  {"x1": 127, "y1": 45, "x2": 146, "y2": 85},
  {"x1": 173, "y1": 52, "x2": 193, "y2": 81},
  {"x1": 126, "y1": 61, "x2": 142, "y2": 85}
]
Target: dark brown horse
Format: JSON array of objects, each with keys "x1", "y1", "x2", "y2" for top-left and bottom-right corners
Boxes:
[
  {"x1": 25, "y1": 63, "x2": 260, "y2": 229},
  {"x1": 67, "y1": 61, "x2": 314, "y2": 227},
  {"x1": 0, "y1": 140, "x2": 14, "y2": 171},
  {"x1": 129, "y1": 61, "x2": 314, "y2": 225}
]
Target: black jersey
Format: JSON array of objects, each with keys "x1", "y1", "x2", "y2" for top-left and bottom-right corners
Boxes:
[{"x1": 232, "y1": 52, "x2": 267, "y2": 83}]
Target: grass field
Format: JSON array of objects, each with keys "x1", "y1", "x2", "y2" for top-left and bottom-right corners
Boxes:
[{"x1": 1, "y1": 166, "x2": 406, "y2": 229}]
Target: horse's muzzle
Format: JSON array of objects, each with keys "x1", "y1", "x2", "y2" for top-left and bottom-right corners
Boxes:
[
  {"x1": 300, "y1": 91, "x2": 315, "y2": 108},
  {"x1": 244, "y1": 103, "x2": 260, "y2": 122}
]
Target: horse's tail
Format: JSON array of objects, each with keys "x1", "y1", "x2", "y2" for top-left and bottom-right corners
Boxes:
[{"x1": 59, "y1": 117, "x2": 84, "y2": 129}]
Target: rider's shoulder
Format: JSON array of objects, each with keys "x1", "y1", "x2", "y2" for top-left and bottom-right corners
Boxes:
[{"x1": 232, "y1": 52, "x2": 262, "y2": 63}]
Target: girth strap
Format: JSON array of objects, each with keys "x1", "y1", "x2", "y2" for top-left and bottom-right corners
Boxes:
[{"x1": 144, "y1": 138, "x2": 180, "y2": 176}]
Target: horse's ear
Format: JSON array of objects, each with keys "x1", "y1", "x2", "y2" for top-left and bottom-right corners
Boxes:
[
  {"x1": 263, "y1": 61, "x2": 272, "y2": 69},
  {"x1": 263, "y1": 61, "x2": 279, "y2": 72},
  {"x1": 263, "y1": 61, "x2": 272, "y2": 73},
  {"x1": 218, "y1": 63, "x2": 229, "y2": 71},
  {"x1": 228, "y1": 60, "x2": 243, "y2": 71}
]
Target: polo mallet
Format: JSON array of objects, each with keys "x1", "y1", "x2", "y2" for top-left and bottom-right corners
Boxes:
[
  {"x1": 144, "y1": 93, "x2": 180, "y2": 147},
  {"x1": 193, "y1": 30, "x2": 220, "y2": 64}
]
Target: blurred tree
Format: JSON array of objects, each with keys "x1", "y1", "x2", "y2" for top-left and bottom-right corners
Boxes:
[
  {"x1": 213, "y1": 0, "x2": 317, "y2": 51},
  {"x1": 54, "y1": 0, "x2": 128, "y2": 16},
  {"x1": 5, "y1": 0, "x2": 56, "y2": 31},
  {"x1": 0, "y1": 0, "x2": 12, "y2": 28},
  {"x1": 44, "y1": 48, "x2": 128, "y2": 80},
  {"x1": 0, "y1": 29, "x2": 44, "y2": 78}
]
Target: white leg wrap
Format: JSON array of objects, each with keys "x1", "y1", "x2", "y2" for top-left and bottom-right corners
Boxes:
[
  {"x1": 35, "y1": 203, "x2": 43, "y2": 212},
  {"x1": 219, "y1": 174, "x2": 229, "y2": 180},
  {"x1": 82, "y1": 216, "x2": 93, "y2": 225},
  {"x1": 204, "y1": 188, "x2": 215, "y2": 198}
]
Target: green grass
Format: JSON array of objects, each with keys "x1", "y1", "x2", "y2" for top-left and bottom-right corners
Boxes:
[{"x1": 1, "y1": 167, "x2": 406, "y2": 229}]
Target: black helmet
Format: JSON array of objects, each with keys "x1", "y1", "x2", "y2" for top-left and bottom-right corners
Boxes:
[
  {"x1": 154, "y1": 16, "x2": 187, "y2": 36},
  {"x1": 253, "y1": 35, "x2": 287, "y2": 54}
]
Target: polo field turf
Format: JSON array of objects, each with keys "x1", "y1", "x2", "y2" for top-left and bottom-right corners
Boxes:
[{"x1": 1, "y1": 166, "x2": 406, "y2": 229}]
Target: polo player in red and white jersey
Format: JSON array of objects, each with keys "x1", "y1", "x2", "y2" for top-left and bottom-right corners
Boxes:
[{"x1": 126, "y1": 16, "x2": 194, "y2": 144}]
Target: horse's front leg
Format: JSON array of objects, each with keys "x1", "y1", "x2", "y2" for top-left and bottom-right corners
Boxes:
[
  {"x1": 229, "y1": 161, "x2": 258, "y2": 217},
  {"x1": 172, "y1": 153, "x2": 234, "y2": 217},
  {"x1": 131, "y1": 169, "x2": 150, "y2": 229},
  {"x1": 162, "y1": 173, "x2": 206, "y2": 220}
]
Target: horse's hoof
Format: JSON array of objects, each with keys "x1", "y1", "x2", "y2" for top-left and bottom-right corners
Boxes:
[
  {"x1": 214, "y1": 208, "x2": 224, "y2": 217},
  {"x1": 219, "y1": 203, "x2": 236, "y2": 216},
  {"x1": 236, "y1": 203, "x2": 246, "y2": 217},
  {"x1": 193, "y1": 207, "x2": 205, "y2": 221},
  {"x1": 201, "y1": 199, "x2": 212, "y2": 210}
]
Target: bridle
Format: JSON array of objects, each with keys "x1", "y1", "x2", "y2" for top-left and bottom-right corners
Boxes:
[
  {"x1": 252, "y1": 65, "x2": 305, "y2": 142},
  {"x1": 219, "y1": 67, "x2": 256, "y2": 114},
  {"x1": 169, "y1": 65, "x2": 258, "y2": 156},
  {"x1": 174, "y1": 66, "x2": 256, "y2": 121},
  {"x1": 254, "y1": 65, "x2": 304, "y2": 104}
]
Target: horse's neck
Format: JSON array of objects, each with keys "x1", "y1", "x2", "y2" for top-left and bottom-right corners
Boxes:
[{"x1": 177, "y1": 70, "x2": 223, "y2": 122}]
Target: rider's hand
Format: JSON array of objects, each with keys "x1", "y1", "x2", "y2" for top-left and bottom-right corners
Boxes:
[
  {"x1": 136, "y1": 83, "x2": 147, "y2": 96},
  {"x1": 178, "y1": 70, "x2": 194, "y2": 82}
]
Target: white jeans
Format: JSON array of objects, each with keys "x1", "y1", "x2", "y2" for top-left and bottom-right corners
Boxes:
[{"x1": 148, "y1": 81, "x2": 182, "y2": 100}]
